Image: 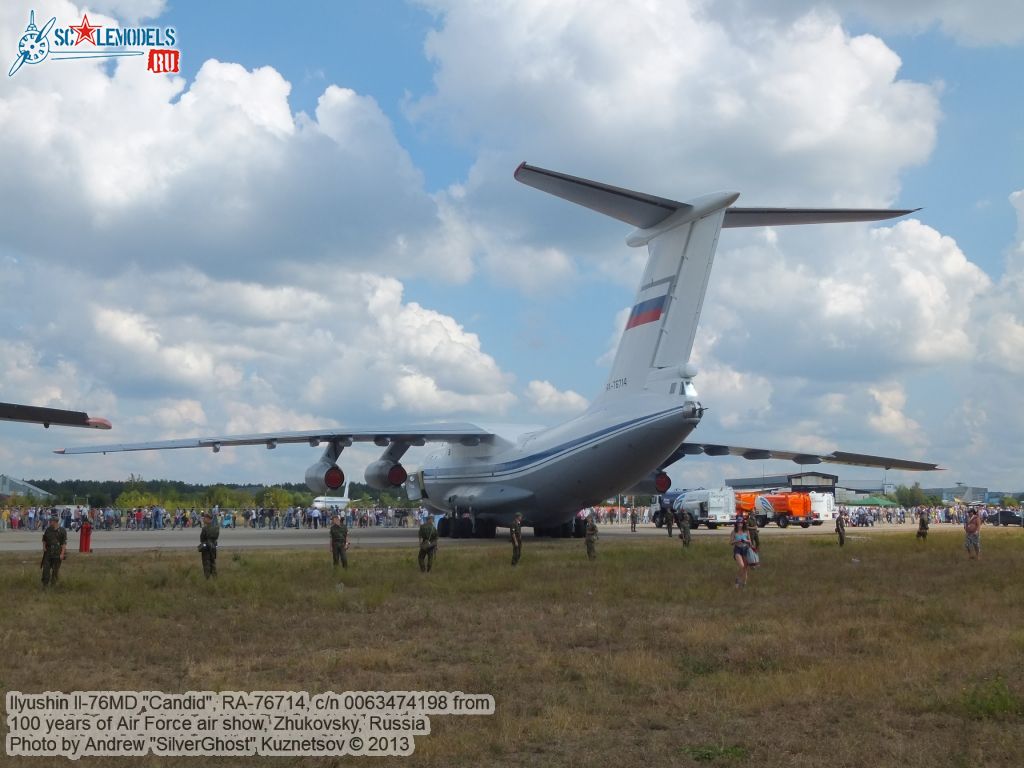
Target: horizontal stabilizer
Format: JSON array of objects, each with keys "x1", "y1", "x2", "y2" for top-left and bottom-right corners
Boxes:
[
  {"x1": 723, "y1": 207, "x2": 918, "y2": 228},
  {"x1": 515, "y1": 162, "x2": 687, "y2": 229},
  {"x1": 659, "y1": 441, "x2": 940, "y2": 472},
  {"x1": 515, "y1": 163, "x2": 917, "y2": 231},
  {"x1": 57, "y1": 423, "x2": 491, "y2": 454},
  {"x1": 0, "y1": 401, "x2": 111, "y2": 430}
]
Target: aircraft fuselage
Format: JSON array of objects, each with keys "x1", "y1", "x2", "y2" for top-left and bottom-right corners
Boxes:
[{"x1": 418, "y1": 394, "x2": 702, "y2": 527}]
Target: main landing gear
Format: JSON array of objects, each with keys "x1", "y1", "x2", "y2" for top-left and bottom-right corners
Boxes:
[
  {"x1": 532, "y1": 519, "x2": 586, "y2": 538},
  {"x1": 438, "y1": 514, "x2": 497, "y2": 539}
]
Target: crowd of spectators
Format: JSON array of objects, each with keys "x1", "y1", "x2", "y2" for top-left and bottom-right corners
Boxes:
[
  {"x1": 835, "y1": 504, "x2": 1016, "y2": 527},
  {"x1": 0, "y1": 504, "x2": 431, "y2": 532},
  {"x1": 0, "y1": 501, "x2": 1018, "y2": 533}
]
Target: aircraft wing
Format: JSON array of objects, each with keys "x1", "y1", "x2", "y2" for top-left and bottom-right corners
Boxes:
[
  {"x1": 659, "y1": 442, "x2": 940, "y2": 472},
  {"x1": 0, "y1": 401, "x2": 111, "y2": 430},
  {"x1": 722, "y1": 207, "x2": 920, "y2": 228},
  {"x1": 56, "y1": 423, "x2": 492, "y2": 454},
  {"x1": 514, "y1": 162, "x2": 917, "y2": 230}
]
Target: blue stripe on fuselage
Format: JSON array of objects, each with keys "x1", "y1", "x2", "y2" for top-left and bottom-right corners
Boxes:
[{"x1": 421, "y1": 406, "x2": 685, "y2": 481}]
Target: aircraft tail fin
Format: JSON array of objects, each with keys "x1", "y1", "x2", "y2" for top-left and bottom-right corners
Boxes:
[
  {"x1": 516, "y1": 163, "x2": 735, "y2": 403},
  {"x1": 514, "y1": 163, "x2": 915, "y2": 404}
]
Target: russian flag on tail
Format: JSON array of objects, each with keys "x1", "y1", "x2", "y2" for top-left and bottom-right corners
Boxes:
[{"x1": 625, "y1": 294, "x2": 668, "y2": 330}]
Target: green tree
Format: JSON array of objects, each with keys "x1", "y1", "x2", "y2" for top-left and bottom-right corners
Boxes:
[
  {"x1": 1002, "y1": 496, "x2": 1020, "y2": 508},
  {"x1": 116, "y1": 489, "x2": 158, "y2": 509},
  {"x1": 290, "y1": 491, "x2": 313, "y2": 508},
  {"x1": 894, "y1": 483, "x2": 927, "y2": 508},
  {"x1": 258, "y1": 486, "x2": 293, "y2": 510}
]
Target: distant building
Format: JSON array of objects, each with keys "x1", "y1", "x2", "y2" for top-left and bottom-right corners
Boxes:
[
  {"x1": 726, "y1": 471, "x2": 839, "y2": 495},
  {"x1": 0, "y1": 474, "x2": 54, "y2": 501}
]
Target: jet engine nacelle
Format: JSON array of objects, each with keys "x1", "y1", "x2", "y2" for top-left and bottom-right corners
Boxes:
[
  {"x1": 624, "y1": 471, "x2": 673, "y2": 495},
  {"x1": 305, "y1": 459, "x2": 345, "y2": 495},
  {"x1": 364, "y1": 459, "x2": 408, "y2": 490}
]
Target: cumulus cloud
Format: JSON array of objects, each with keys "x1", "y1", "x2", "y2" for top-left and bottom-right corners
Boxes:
[
  {"x1": 867, "y1": 383, "x2": 924, "y2": 445},
  {"x1": 524, "y1": 380, "x2": 588, "y2": 414},
  {"x1": 0, "y1": 4, "x2": 466, "y2": 283},
  {"x1": 719, "y1": 0, "x2": 1024, "y2": 46},
  {"x1": 706, "y1": 219, "x2": 991, "y2": 380},
  {"x1": 412, "y1": 0, "x2": 938, "y2": 206}
]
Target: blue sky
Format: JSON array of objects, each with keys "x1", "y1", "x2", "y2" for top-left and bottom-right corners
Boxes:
[{"x1": 2, "y1": 0, "x2": 1024, "y2": 493}]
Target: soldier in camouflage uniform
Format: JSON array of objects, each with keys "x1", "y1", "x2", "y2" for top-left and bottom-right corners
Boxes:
[
  {"x1": 665, "y1": 506, "x2": 674, "y2": 537},
  {"x1": 418, "y1": 516, "x2": 438, "y2": 572},
  {"x1": 585, "y1": 513, "x2": 599, "y2": 560},
  {"x1": 835, "y1": 511, "x2": 846, "y2": 547},
  {"x1": 916, "y1": 509, "x2": 929, "y2": 542},
  {"x1": 510, "y1": 512, "x2": 523, "y2": 566},
  {"x1": 330, "y1": 514, "x2": 349, "y2": 569},
  {"x1": 630, "y1": 508, "x2": 638, "y2": 532},
  {"x1": 679, "y1": 509, "x2": 692, "y2": 547},
  {"x1": 746, "y1": 511, "x2": 759, "y2": 551},
  {"x1": 41, "y1": 514, "x2": 67, "y2": 588},
  {"x1": 199, "y1": 511, "x2": 219, "y2": 579}
]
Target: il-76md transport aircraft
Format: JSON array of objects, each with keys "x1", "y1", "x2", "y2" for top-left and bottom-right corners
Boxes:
[{"x1": 59, "y1": 163, "x2": 938, "y2": 537}]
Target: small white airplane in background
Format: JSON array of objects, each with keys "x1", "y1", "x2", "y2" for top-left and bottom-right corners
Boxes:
[
  {"x1": 59, "y1": 163, "x2": 938, "y2": 538},
  {"x1": 312, "y1": 480, "x2": 352, "y2": 511},
  {"x1": 1, "y1": 401, "x2": 110, "y2": 430}
]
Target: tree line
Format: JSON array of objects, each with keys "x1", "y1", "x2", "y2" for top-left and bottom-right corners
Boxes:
[{"x1": 15, "y1": 475, "x2": 419, "y2": 511}]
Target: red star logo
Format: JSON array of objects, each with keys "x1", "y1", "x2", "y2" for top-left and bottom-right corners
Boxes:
[{"x1": 69, "y1": 13, "x2": 102, "y2": 46}]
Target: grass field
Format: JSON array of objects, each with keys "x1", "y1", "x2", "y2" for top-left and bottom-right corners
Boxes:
[{"x1": 2, "y1": 527, "x2": 1023, "y2": 767}]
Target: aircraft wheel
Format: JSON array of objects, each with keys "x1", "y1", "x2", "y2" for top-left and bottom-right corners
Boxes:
[
  {"x1": 474, "y1": 519, "x2": 496, "y2": 538},
  {"x1": 572, "y1": 518, "x2": 586, "y2": 538}
]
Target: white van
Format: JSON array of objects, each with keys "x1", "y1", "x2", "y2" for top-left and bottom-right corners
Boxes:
[
  {"x1": 675, "y1": 487, "x2": 736, "y2": 529},
  {"x1": 808, "y1": 492, "x2": 836, "y2": 525}
]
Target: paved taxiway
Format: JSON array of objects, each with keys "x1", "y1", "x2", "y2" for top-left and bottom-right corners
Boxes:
[{"x1": 0, "y1": 522, "x2": 856, "y2": 553}]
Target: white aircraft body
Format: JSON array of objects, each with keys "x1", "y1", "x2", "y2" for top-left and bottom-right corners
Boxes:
[
  {"x1": 312, "y1": 480, "x2": 352, "y2": 511},
  {"x1": 59, "y1": 163, "x2": 937, "y2": 537}
]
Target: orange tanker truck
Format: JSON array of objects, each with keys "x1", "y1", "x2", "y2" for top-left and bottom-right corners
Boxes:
[{"x1": 736, "y1": 491, "x2": 814, "y2": 528}]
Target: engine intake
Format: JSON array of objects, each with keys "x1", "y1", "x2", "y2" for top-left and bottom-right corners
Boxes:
[
  {"x1": 365, "y1": 459, "x2": 408, "y2": 490},
  {"x1": 305, "y1": 460, "x2": 345, "y2": 495}
]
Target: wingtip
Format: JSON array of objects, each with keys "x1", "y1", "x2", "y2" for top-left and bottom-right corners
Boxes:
[
  {"x1": 513, "y1": 161, "x2": 529, "y2": 180},
  {"x1": 54, "y1": 448, "x2": 66, "y2": 455},
  {"x1": 87, "y1": 417, "x2": 112, "y2": 430}
]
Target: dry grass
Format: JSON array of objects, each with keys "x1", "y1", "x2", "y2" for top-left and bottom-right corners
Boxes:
[{"x1": 1, "y1": 527, "x2": 1023, "y2": 767}]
